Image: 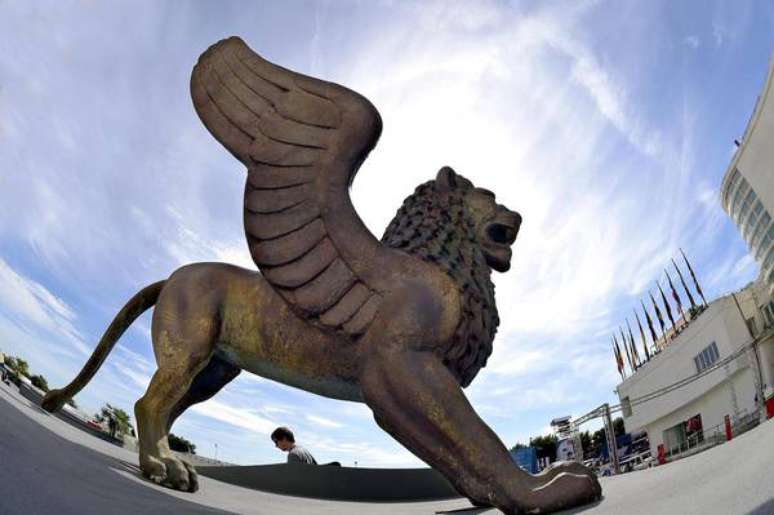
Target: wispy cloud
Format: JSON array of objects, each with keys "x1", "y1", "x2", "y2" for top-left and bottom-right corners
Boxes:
[{"x1": 306, "y1": 414, "x2": 344, "y2": 429}]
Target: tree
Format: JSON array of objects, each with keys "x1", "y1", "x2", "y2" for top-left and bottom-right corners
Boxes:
[
  {"x1": 613, "y1": 417, "x2": 625, "y2": 437},
  {"x1": 510, "y1": 442, "x2": 528, "y2": 451},
  {"x1": 8, "y1": 356, "x2": 29, "y2": 377},
  {"x1": 579, "y1": 430, "x2": 592, "y2": 458},
  {"x1": 529, "y1": 434, "x2": 558, "y2": 462},
  {"x1": 30, "y1": 374, "x2": 49, "y2": 392},
  {"x1": 168, "y1": 433, "x2": 197, "y2": 454},
  {"x1": 94, "y1": 403, "x2": 133, "y2": 436}
]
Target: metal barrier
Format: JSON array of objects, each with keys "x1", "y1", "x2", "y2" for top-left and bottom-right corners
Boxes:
[{"x1": 664, "y1": 411, "x2": 760, "y2": 461}]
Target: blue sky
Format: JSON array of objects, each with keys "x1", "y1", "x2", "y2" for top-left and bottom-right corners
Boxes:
[{"x1": 2, "y1": 0, "x2": 774, "y2": 467}]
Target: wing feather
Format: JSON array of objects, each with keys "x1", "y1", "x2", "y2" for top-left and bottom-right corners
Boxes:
[{"x1": 192, "y1": 36, "x2": 385, "y2": 337}]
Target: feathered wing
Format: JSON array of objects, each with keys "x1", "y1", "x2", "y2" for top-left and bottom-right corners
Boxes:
[{"x1": 191, "y1": 36, "x2": 384, "y2": 336}]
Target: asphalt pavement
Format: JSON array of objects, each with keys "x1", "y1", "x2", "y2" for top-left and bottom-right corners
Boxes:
[{"x1": 1, "y1": 378, "x2": 774, "y2": 515}]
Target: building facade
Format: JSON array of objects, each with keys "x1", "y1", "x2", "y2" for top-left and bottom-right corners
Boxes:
[
  {"x1": 721, "y1": 56, "x2": 774, "y2": 296},
  {"x1": 615, "y1": 279, "x2": 774, "y2": 458}
]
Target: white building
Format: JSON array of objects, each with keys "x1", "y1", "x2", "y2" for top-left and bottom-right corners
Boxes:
[
  {"x1": 720, "y1": 55, "x2": 774, "y2": 296},
  {"x1": 615, "y1": 279, "x2": 774, "y2": 459}
]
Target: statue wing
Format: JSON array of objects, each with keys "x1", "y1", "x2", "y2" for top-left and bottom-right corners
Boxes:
[{"x1": 191, "y1": 37, "x2": 384, "y2": 336}]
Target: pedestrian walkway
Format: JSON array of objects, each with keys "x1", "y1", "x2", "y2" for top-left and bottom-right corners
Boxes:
[{"x1": 1, "y1": 379, "x2": 773, "y2": 514}]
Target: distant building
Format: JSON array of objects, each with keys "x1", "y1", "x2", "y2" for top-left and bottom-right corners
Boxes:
[
  {"x1": 720, "y1": 55, "x2": 774, "y2": 296},
  {"x1": 615, "y1": 279, "x2": 774, "y2": 459}
]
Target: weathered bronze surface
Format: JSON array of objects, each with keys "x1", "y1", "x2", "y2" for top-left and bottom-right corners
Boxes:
[{"x1": 42, "y1": 37, "x2": 601, "y2": 513}]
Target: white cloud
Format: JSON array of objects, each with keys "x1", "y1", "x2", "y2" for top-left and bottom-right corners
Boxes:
[
  {"x1": 306, "y1": 414, "x2": 344, "y2": 429},
  {"x1": 684, "y1": 35, "x2": 700, "y2": 49},
  {"x1": 0, "y1": 257, "x2": 88, "y2": 355},
  {"x1": 190, "y1": 399, "x2": 276, "y2": 435}
]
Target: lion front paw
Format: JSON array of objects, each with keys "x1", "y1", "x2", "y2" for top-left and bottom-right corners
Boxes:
[
  {"x1": 523, "y1": 472, "x2": 601, "y2": 514},
  {"x1": 141, "y1": 454, "x2": 199, "y2": 493},
  {"x1": 537, "y1": 461, "x2": 601, "y2": 499}
]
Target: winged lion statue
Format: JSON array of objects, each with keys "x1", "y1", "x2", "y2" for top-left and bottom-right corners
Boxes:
[{"x1": 42, "y1": 37, "x2": 601, "y2": 514}]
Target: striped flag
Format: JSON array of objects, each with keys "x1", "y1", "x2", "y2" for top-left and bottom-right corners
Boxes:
[
  {"x1": 665, "y1": 268, "x2": 684, "y2": 317},
  {"x1": 680, "y1": 248, "x2": 707, "y2": 306},
  {"x1": 672, "y1": 258, "x2": 697, "y2": 310},
  {"x1": 658, "y1": 282, "x2": 676, "y2": 329},
  {"x1": 634, "y1": 309, "x2": 651, "y2": 361}
]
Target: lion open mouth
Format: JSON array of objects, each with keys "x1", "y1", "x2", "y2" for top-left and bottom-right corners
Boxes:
[{"x1": 486, "y1": 223, "x2": 518, "y2": 246}]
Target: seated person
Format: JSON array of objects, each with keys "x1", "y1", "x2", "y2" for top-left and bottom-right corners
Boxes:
[{"x1": 271, "y1": 426, "x2": 317, "y2": 465}]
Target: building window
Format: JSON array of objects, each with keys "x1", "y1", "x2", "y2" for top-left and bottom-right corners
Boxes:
[
  {"x1": 761, "y1": 302, "x2": 774, "y2": 327},
  {"x1": 620, "y1": 396, "x2": 632, "y2": 417},
  {"x1": 730, "y1": 178, "x2": 750, "y2": 216},
  {"x1": 752, "y1": 212, "x2": 771, "y2": 250},
  {"x1": 746, "y1": 317, "x2": 758, "y2": 336},
  {"x1": 743, "y1": 201, "x2": 764, "y2": 240},
  {"x1": 763, "y1": 247, "x2": 774, "y2": 275},
  {"x1": 735, "y1": 189, "x2": 756, "y2": 224},
  {"x1": 757, "y1": 224, "x2": 774, "y2": 260},
  {"x1": 694, "y1": 342, "x2": 720, "y2": 373},
  {"x1": 724, "y1": 168, "x2": 742, "y2": 207}
]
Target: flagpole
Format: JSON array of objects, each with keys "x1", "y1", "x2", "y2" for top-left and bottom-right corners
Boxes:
[{"x1": 680, "y1": 248, "x2": 708, "y2": 307}]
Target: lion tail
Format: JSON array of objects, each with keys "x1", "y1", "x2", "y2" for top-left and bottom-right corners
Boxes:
[{"x1": 41, "y1": 280, "x2": 166, "y2": 413}]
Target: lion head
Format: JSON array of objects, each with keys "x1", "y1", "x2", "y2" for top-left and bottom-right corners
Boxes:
[{"x1": 381, "y1": 166, "x2": 521, "y2": 386}]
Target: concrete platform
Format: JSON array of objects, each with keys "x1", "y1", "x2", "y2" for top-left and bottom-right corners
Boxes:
[{"x1": 1, "y1": 378, "x2": 773, "y2": 514}]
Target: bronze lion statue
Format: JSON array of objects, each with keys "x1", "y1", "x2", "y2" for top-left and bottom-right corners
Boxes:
[{"x1": 43, "y1": 37, "x2": 601, "y2": 513}]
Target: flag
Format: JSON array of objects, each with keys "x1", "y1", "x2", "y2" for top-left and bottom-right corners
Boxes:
[
  {"x1": 626, "y1": 318, "x2": 646, "y2": 365},
  {"x1": 641, "y1": 299, "x2": 659, "y2": 349},
  {"x1": 672, "y1": 257, "x2": 697, "y2": 310},
  {"x1": 680, "y1": 248, "x2": 707, "y2": 306},
  {"x1": 658, "y1": 282, "x2": 676, "y2": 329},
  {"x1": 666, "y1": 268, "x2": 684, "y2": 318},
  {"x1": 650, "y1": 290, "x2": 666, "y2": 336},
  {"x1": 622, "y1": 326, "x2": 639, "y2": 369},
  {"x1": 615, "y1": 333, "x2": 632, "y2": 371},
  {"x1": 634, "y1": 309, "x2": 651, "y2": 361},
  {"x1": 612, "y1": 338, "x2": 624, "y2": 379}
]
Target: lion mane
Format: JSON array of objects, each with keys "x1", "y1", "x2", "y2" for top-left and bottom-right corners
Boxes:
[{"x1": 381, "y1": 177, "x2": 499, "y2": 387}]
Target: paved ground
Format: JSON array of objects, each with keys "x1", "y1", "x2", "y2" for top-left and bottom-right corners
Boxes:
[{"x1": 1, "y1": 378, "x2": 773, "y2": 514}]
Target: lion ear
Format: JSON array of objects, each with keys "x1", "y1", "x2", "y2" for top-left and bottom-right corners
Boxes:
[{"x1": 436, "y1": 166, "x2": 458, "y2": 192}]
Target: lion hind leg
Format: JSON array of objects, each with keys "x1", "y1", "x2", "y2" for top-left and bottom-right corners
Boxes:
[
  {"x1": 135, "y1": 322, "x2": 218, "y2": 492},
  {"x1": 359, "y1": 349, "x2": 600, "y2": 515},
  {"x1": 167, "y1": 355, "x2": 241, "y2": 432}
]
